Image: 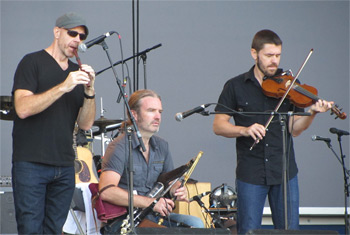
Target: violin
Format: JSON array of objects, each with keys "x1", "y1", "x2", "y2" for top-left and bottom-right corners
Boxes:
[
  {"x1": 261, "y1": 72, "x2": 347, "y2": 120},
  {"x1": 250, "y1": 49, "x2": 346, "y2": 151}
]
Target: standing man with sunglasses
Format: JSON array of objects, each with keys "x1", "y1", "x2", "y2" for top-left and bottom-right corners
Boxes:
[{"x1": 11, "y1": 12, "x2": 96, "y2": 234}]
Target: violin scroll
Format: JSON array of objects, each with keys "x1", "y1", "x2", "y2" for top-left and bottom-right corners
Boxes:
[{"x1": 331, "y1": 104, "x2": 347, "y2": 120}]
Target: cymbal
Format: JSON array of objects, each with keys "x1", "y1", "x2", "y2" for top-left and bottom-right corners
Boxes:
[
  {"x1": 0, "y1": 96, "x2": 14, "y2": 121},
  {"x1": 92, "y1": 123, "x2": 122, "y2": 136},
  {"x1": 93, "y1": 117, "x2": 123, "y2": 130}
]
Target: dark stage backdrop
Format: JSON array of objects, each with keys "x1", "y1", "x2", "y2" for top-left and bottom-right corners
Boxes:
[{"x1": 1, "y1": 1, "x2": 349, "y2": 208}]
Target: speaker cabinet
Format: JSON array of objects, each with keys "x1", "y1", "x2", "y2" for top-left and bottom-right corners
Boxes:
[
  {"x1": 134, "y1": 227, "x2": 231, "y2": 234},
  {"x1": 0, "y1": 187, "x2": 17, "y2": 234},
  {"x1": 247, "y1": 229, "x2": 338, "y2": 234}
]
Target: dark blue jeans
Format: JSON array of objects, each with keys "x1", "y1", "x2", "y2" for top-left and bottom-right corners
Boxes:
[
  {"x1": 236, "y1": 175, "x2": 299, "y2": 234},
  {"x1": 12, "y1": 161, "x2": 75, "y2": 234}
]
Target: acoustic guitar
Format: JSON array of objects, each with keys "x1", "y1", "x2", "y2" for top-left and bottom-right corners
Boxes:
[{"x1": 73, "y1": 126, "x2": 98, "y2": 184}]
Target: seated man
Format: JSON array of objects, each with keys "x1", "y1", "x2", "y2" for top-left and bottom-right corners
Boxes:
[{"x1": 98, "y1": 89, "x2": 204, "y2": 232}]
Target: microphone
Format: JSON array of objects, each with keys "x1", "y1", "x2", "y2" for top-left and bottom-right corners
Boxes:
[
  {"x1": 329, "y1": 127, "x2": 349, "y2": 136},
  {"x1": 311, "y1": 135, "x2": 331, "y2": 143},
  {"x1": 78, "y1": 31, "x2": 114, "y2": 52},
  {"x1": 189, "y1": 191, "x2": 211, "y2": 202},
  {"x1": 175, "y1": 104, "x2": 210, "y2": 122}
]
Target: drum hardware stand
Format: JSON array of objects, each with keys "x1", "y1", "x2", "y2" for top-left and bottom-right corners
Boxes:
[
  {"x1": 99, "y1": 97, "x2": 107, "y2": 156},
  {"x1": 91, "y1": 97, "x2": 120, "y2": 156},
  {"x1": 321, "y1": 133, "x2": 350, "y2": 234}
]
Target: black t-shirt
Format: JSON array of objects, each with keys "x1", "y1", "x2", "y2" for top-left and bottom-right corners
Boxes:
[
  {"x1": 12, "y1": 50, "x2": 84, "y2": 166},
  {"x1": 215, "y1": 66, "x2": 304, "y2": 185}
]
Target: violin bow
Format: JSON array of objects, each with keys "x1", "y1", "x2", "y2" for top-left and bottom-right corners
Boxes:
[{"x1": 250, "y1": 49, "x2": 314, "y2": 150}]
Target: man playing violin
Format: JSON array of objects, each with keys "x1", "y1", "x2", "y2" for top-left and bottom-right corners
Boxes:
[{"x1": 213, "y1": 29, "x2": 333, "y2": 234}]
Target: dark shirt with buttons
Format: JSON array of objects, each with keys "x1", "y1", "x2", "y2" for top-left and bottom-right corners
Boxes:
[{"x1": 215, "y1": 66, "x2": 304, "y2": 185}]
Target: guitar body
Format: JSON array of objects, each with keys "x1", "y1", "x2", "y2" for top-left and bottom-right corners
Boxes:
[{"x1": 75, "y1": 146, "x2": 98, "y2": 184}]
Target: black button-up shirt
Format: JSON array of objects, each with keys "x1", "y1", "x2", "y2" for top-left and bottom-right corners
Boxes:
[{"x1": 215, "y1": 66, "x2": 304, "y2": 185}]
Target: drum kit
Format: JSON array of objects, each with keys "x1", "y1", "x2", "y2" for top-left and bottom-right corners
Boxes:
[{"x1": 1, "y1": 95, "x2": 123, "y2": 157}]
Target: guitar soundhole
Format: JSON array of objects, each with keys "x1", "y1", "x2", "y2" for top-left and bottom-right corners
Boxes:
[
  {"x1": 79, "y1": 161, "x2": 91, "y2": 182},
  {"x1": 74, "y1": 160, "x2": 82, "y2": 174}
]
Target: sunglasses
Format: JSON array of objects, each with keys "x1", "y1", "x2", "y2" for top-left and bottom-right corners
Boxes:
[{"x1": 66, "y1": 30, "x2": 87, "y2": 41}]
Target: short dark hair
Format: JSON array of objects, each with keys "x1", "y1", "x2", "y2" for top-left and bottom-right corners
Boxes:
[{"x1": 251, "y1": 29, "x2": 282, "y2": 52}]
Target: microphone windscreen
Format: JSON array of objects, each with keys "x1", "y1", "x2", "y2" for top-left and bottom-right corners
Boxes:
[
  {"x1": 78, "y1": 43, "x2": 87, "y2": 53},
  {"x1": 329, "y1": 128, "x2": 337, "y2": 134},
  {"x1": 175, "y1": 113, "x2": 183, "y2": 122}
]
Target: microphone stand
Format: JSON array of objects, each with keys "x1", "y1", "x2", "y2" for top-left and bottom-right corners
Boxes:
[
  {"x1": 95, "y1": 43, "x2": 162, "y2": 76},
  {"x1": 140, "y1": 53, "x2": 147, "y2": 89},
  {"x1": 126, "y1": 127, "x2": 135, "y2": 231},
  {"x1": 337, "y1": 134, "x2": 350, "y2": 235},
  {"x1": 201, "y1": 109, "x2": 311, "y2": 230},
  {"x1": 280, "y1": 114, "x2": 289, "y2": 229},
  {"x1": 193, "y1": 197, "x2": 224, "y2": 229},
  {"x1": 324, "y1": 134, "x2": 350, "y2": 234},
  {"x1": 99, "y1": 40, "x2": 146, "y2": 234}
]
